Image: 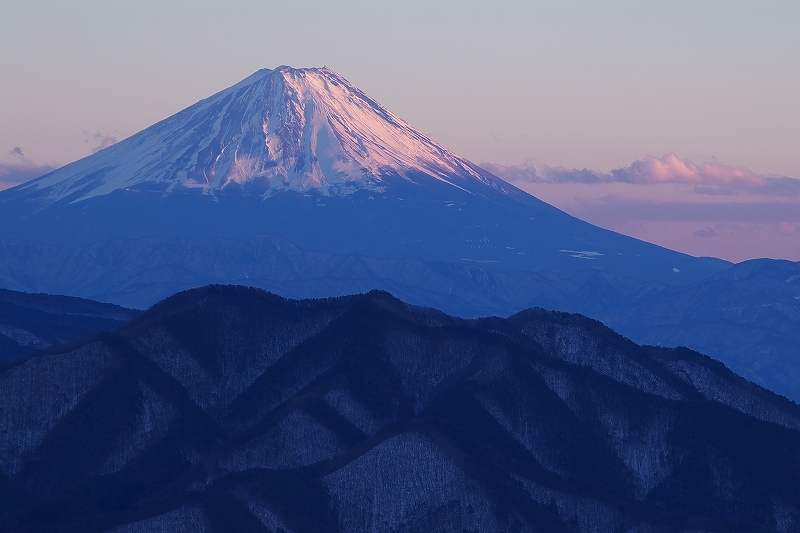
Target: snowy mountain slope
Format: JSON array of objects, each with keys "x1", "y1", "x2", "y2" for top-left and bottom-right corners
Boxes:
[
  {"x1": 0, "y1": 65, "x2": 729, "y2": 286},
  {"x1": 15, "y1": 66, "x2": 509, "y2": 205}
]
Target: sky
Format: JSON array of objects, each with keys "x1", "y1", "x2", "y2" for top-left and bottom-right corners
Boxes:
[{"x1": 1, "y1": 0, "x2": 799, "y2": 262}]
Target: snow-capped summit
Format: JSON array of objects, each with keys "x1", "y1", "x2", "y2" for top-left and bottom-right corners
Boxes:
[
  {"x1": 0, "y1": 65, "x2": 730, "y2": 300},
  {"x1": 20, "y1": 66, "x2": 507, "y2": 205}
]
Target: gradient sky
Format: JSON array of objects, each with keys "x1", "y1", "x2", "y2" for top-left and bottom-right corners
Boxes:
[{"x1": 1, "y1": 0, "x2": 799, "y2": 262}]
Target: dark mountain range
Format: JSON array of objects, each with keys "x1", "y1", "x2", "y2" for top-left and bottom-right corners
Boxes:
[
  {"x1": 0, "y1": 65, "x2": 796, "y2": 403},
  {"x1": 0, "y1": 289, "x2": 139, "y2": 363},
  {"x1": 601, "y1": 258, "x2": 800, "y2": 400},
  {"x1": 1, "y1": 285, "x2": 799, "y2": 533}
]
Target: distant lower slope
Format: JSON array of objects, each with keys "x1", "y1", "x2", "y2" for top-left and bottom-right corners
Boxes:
[
  {"x1": 1, "y1": 235, "x2": 797, "y2": 403},
  {"x1": 1, "y1": 285, "x2": 798, "y2": 533},
  {"x1": 0, "y1": 289, "x2": 139, "y2": 363}
]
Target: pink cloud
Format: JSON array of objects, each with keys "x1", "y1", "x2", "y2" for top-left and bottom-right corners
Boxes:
[
  {"x1": 694, "y1": 227, "x2": 718, "y2": 238},
  {"x1": 0, "y1": 147, "x2": 57, "y2": 189},
  {"x1": 88, "y1": 133, "x2": 118, "y2": 153},
  {"x1": 482, "y1": 154, "x2": 800, "y2": 196},
  {"x1": 614, "y1": 154, "x2": 765, "y2": 186},
  {"x1": 485, "y1": 154, "x2": 800, "y2": 262}
]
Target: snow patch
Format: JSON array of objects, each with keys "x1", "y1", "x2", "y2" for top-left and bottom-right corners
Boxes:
[
  {"x1": 515, "y1": 476, "x2": 623, "y2": 533},
  {"x1": 0, "y1": 323, "x2": 49, "y2": 349},
  {"x1": 324, "y1": 432, "x2": 505, "y2": 532},
  {"x1": 97, "y1": 381, "x2": 178, "y2": 475},
  {"x1": 325, "y1": 388, "x2": 382, "y2": 435},
  {"x1": 667, "y1": 359, "x2": 800, "y2": 430},
  {"x1": 105, "y1": 507, "x2": 209, "y2": 533},
  {"x1": 384, "y1": 332, "x2": 482, "y2": 412},
  {"x1": 559, "y1": 249, "x2": 605, "y2": 260},
  {"x1": 595, "y1": 405, "x2": 679, "y2": 498},
  {"x1": 222, "y1": 410, "x2": 344, "y2": 472},
  {"x1": 233, "y1": 491, "x2": 293, "y2": 532},
  {"x1": 522, "y1": 322, "x2": 683, "y2": 401}
]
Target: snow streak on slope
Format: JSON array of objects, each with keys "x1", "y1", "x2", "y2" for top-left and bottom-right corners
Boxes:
[{"x1": 20, "y1": 67, "x2": 506, "y2": 205}]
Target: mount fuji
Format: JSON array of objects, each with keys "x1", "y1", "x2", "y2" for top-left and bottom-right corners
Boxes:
[
  {"x1": 4, "y1": 66, "x2": 800, "y2": 401},
  {"x1": 0, "y1": 66, "x2": 726, "y2": 284},
  {"x1": 17, "y1": 67, "x2": 508, "y2": 203}
]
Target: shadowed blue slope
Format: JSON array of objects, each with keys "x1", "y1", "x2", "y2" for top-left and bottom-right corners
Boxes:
[{"x1": 0, "y1": 177, "x2": 728, "y2": 285}]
